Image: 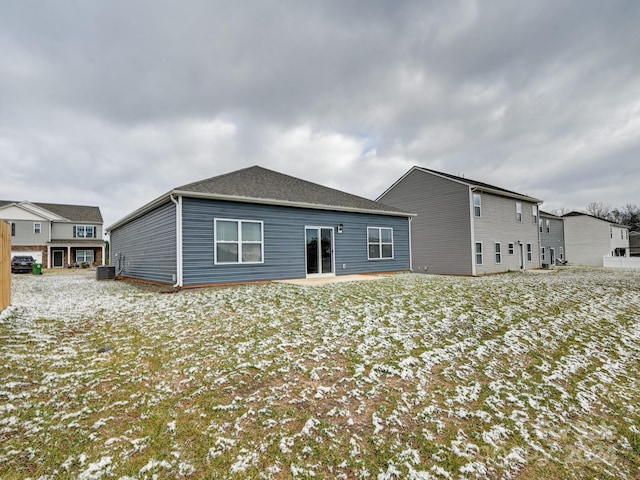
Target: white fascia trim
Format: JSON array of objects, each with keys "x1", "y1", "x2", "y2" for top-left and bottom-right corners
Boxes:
[
  {"x1": 171, "y1": 190, "x2": 416, "y2": 218},
  {"x1": 0, "y1": 201, "x2": 65, "y2": 221},
  {"x1": 106, "y1": 192, "x2": 173, "y2": 232}
]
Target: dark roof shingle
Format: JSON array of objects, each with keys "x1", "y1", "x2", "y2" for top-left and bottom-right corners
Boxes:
[{"x1": 174, "y1": 165, "x2": 407, "y2": 215}]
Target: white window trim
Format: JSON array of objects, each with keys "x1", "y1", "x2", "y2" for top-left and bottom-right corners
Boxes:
[
  {"x1": 494, "y1": 242, "x2": 502, "y2": 264},
  {"x1": 74, "y1": 224, "x2": 96, "y2": 238},
  {"x1": 532, "y1": 205, "x2": 538, "y2": 224},
  {"x1": 475, "y1": 242, "x2": 483, "y2": 265},
  {"x1": 34, "y1": 222, "x2": 42, "y2": 234},
  {"x1": 526, "y1": 243, "x2": 533, "y2": 262},
  {"x1": 546, "y1": 219, "x2": 550, "y2": 234},
  {"x1": 473, "y1": 193, "x2": 481, "y2": 218},
  {"x1": 214, "y1": 218, "x2": 264, "y2": 265},
  {"x1": 367, "y1": 227, "x2": 394, "y2": 260},
  {"x1": 515, "y1": 202, "x2": 522, "y2": 223},
  {"x1": 541, "y1": 247, "x2": 546, "y2": 262},
  {"x1": 76, "y1": 249, "x2": 95, "y2": 264},
  {"x1": 508, "y1": 242, "x2": 514, "y2": 255}
]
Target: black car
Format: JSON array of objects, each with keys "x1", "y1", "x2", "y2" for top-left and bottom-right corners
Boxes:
[{"x1": 11, "y1": 255, "x2": 36, "y2": 273}]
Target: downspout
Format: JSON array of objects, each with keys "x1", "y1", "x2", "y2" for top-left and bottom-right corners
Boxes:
[
  {"x1": 170, "y1": 194, "x2": 183, "y2": 288},
  {"x1": 408, "y1": 216, "x2": 413, "y2": 272},
  {"x1": 469, "y1": 187, "x2": 477, "y2": 276}
]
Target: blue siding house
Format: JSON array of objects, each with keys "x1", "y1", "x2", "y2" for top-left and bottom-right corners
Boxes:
[{"x1": 108, "y1": 166, "x2": 412, "y2": 287}]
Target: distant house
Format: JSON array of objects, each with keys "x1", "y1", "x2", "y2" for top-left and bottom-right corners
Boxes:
[
  {"x1": 107, "y1": 166, "x2": 412, "y2": 287},
  {"x1": 0, "y1": 200, "x2": 105, "y2": 268},
  {"x1": 378, "y1": 167, "x2": 543, "y2": 275},
  {"x1": 630, "y1": 231, "x2": 640, "y2": 257},
  {"x1": 539, "y1": 211, "x2": 566, "y2": 266},
  {"x1": 562, "y1": 212, "x2": 630, "y2": 266}
]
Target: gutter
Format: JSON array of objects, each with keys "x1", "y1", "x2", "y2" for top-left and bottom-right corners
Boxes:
[{"x1": 170, "y1": 194, "x2": 183, "y2": 288}]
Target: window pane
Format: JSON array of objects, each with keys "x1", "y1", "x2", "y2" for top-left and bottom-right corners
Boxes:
[
  {"x1": 77, "y1": 226, "x2": 85, "y2": 238},
  {"x1": 381, "y1": 244, "x2": 393, "y2": 258},
  {"x1": 381, "y1": 228, "x2": 392, "y2": 243},
  {"x1": 242, "y1": 222, "x2": 261, "y2": 242},
  {"x1": 368, "y1": 228, "x2": 379, "y2": 243},
  {"x1": 216, "y1": 221, "x2": 238, "y2": 241},
  {"x1": 242, "y1": 244, "x2": 262, "y2": 262},
  {"x1": 369, "y1": 245, "x2": 380, "y2": 259},
  {"x1": 217, "y1": 243, "x2": 238, "y2": 262}
]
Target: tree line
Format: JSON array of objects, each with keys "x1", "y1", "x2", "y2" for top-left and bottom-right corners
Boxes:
[{"x1": 551, "y1": 203, "x2": 639, "y2": 232}]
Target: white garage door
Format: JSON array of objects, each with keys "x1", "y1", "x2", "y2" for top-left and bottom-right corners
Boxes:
[{"x1": 11, "y1": 251, "x2": 43, "y2": 264}]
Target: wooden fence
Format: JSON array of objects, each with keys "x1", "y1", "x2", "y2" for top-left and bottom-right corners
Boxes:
[{"x1": 0, "y1": 221, "x2": 10, "y2": 310}]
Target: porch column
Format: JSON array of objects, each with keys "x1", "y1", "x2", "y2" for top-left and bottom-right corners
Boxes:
[
  {"x1": 101, "y1": 245, "x2": 105, "y2": 265},
  {"x1": 47, "y1": 245, "x2": 51, "y2": 269},
  {"x1": 67, "y1": 246, "x2": 71, "y2": 267}
]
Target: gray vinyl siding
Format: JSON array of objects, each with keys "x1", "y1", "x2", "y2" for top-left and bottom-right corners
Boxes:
[
  {"x1": 540, "y1": 215, "x2": 565, "y2": 265},
  {"x1": 473, "y1": 193, "x2": 540, "y2": 274},
  {"x1": 51, "y1": 222, "x2": 103, "y2": 240},
  {"x1": 110, "y1": 202, "x2": 177, "y2": 283},
  {"x1": 378, "y1": 169, "x2": 472, "y2": 275},
  {"x1": 181, "y1": 197, "x2": 410, "y2": 286},
  {"x1": 6, "y1": 219, "x2": 49, "y2": 246}
]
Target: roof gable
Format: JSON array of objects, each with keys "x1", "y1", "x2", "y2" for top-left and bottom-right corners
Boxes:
[
  {"x1": 413, "y1": 167, "x2": 542, "y2": 203},
  {"x1": 562, "y1": 211, "x2": 630, "y2": 228},
  {"x1": 174, "y1": 166, "x2": 408, "y2": 215},
  {"x1": 0, "y1": 200, "x2": 103, "y2": 223}
]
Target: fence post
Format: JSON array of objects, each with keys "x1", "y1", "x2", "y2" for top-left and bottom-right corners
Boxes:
[{"x1": 0, "y1": 221, "x2": 10, "y2": 310}]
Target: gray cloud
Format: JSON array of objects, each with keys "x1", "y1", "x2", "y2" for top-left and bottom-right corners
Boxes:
[{"x1": 1, "y1": 0, "x2": 639, "y2": 228}]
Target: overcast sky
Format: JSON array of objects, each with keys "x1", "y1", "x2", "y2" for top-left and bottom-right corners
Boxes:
[{"x1": 1, "y1": 0, "x2": 639, "y2": 229}]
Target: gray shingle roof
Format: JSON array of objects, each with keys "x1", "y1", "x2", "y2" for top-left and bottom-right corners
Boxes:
[
  {"x1": 0, "y1": 200, "x2": 103, "y2": 223},
  {"x1": 414, "y1": 167, "x2": 542, "y2": 203},
  {"x1": 174, "y1": 165, "x2": 408, "y2": 215}
]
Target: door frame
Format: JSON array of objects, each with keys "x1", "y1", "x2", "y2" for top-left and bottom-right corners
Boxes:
[
  {"x1": 549, "y1": 248, "x2": 556, "y2": 266},
  {"x1": 52, "y1": 249, "x2": 65, "y2": 268},
  {"x1": 304, "y1": 226, "x2": 335, "y2": 278}
]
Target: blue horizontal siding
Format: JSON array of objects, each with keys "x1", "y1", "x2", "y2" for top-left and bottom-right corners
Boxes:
[
  {"x1": 110, "y1": 202, "x2": 177, "y2": 284},
  {"x1": 182, "y1": 198, "x2": 410, "y2": 286}
]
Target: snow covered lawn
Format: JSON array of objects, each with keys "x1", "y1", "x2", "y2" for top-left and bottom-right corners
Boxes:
[{"x1": 1, "y1": 268, "x2": 639, "y2": 479}]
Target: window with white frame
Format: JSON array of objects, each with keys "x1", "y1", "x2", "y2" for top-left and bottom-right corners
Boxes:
[
  {"x1": 10, "y1": 222, "x2": 15, "y2": 237},
  {"x1": 541, "y1": 247, "x2": 546, "y2": 262},
  {"x1": 532, "y1": 205, "x2": 538, "y2": 224},
  {"x1": 546, "y1": 219, "x2": 550, "y2": 234},
  {"x1": 508, "y1": 242, "x2": 514, "y2": 255},
  {"x1": 526, "y1": 243, "x2": 532, "y2": 262},
  {"x1": 368, "y1": 227, "x2": 394, "y2": 259},
  {"x1": 74, "y1": 225, "x2": 96, "y2": 238},
  {"x1": 475, "y1": 242, "x2": 483, "y2": 265},
  {"x1": 621, "y1": 229, "x2": 624, "y2": 239},
  {"x1": 76, "y1": 250, "x2": 94, "y2": 264},
  {"x1": 559, "y1": 247, "x2": 564, "y2": 260},
  {"x1": 34, "y1": 222, "x2": 41, "y2": 234},
  {"x1": 473, "y1": 193, "x2": 481, "y2": 217},
  {"x1": 539, "y1": 219, "x2": 543, "y2": 233},
  {"x1": 495, "y1": 243, "x2": 502, "y2": 264},
  {"x1": 215, "y1": 219, "x2": 263, "y2": 264},
  {"x1": 515, "y1": 202, "x2": 522, "y2": 222}
]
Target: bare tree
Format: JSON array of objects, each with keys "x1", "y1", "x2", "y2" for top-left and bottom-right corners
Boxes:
[
  {"x1": 586, "y1": 202, "x2": 612, "y2": 220},
  {"x1": 550, "y1": 207, "x2": 571, "y2": 216}
]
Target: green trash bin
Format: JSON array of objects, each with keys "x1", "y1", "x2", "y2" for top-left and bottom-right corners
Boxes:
[{"x1": 32, "y1": 263, "x2": 43, "y2": 275}]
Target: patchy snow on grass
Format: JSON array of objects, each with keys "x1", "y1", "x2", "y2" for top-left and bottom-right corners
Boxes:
[{"x1": 1, "y1": 267, "x2": 640, "y2": 478}]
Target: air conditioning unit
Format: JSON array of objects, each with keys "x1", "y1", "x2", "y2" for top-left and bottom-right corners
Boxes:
[{"x1": 96, "y1": 266, "x2": 116, "y2": 280}]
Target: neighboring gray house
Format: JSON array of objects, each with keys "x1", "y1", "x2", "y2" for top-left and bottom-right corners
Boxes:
[
  {"x1": 108, "y1": 166, "x2": 412, "y2": 287},
  {"x1": 378, "y1": 167, "x2": 543, "y2": 275},
  {"x1": 562, "y1": 212, "x2": 630, "y2": 266},
  {"x1": 0, "y1": 200, "x2": 105, "y2": 268},
  {"x1": 630, "y1": 231, "x2": 640, "y2": 257},
  {"x1": 539, "y1": 211, "x2": 566, "y2": 266}
]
